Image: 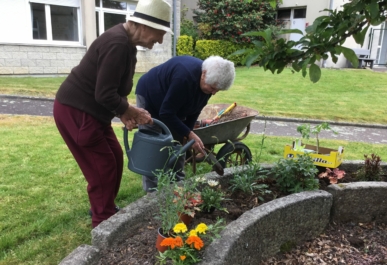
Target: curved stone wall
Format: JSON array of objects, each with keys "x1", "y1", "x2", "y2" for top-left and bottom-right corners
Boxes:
[{"x1": 59, "y1": 161, "x2": 387, "y2": 265}]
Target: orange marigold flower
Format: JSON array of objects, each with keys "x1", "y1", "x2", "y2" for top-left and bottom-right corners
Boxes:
[
  {"x1": 174, "y1": 236, "x2": 184, "y2": 248},
  {"x1": 180, "y1": 255, "x2": 186, "y2": 261},
  {"x1": 186, "y1": 235, "x2": 204, "y2": 250},
  {"x1": 160, "y1": 237, "x2": 177, "y2": 249}
]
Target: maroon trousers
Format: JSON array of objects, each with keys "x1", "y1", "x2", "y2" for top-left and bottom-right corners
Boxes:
[{"x1": 53, "y1": 100, "x2": 123, "y2": 227}]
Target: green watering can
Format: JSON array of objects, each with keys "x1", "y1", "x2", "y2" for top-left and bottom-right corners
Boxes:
[{"x1": 123, "y1": 119, "x2": 195, "y2": 176}]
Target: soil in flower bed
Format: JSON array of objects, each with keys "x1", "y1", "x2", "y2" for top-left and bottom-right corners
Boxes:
[{"x1": 96, "y1": 173, "x2": 387, "y2": 265}]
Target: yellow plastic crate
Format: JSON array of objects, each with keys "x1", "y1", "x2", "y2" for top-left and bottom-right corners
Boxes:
[{"x1": 283, "y1": 143, "x2": 344, "y2": 168}]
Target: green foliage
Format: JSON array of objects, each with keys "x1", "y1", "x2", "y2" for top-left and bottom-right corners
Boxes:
[
  {"x1": 195, "y1": 39, "x2": 253, "y2": 65},
  {"x1": 270, "y1": 154, "x2": 319, "y2": 194},
  {"x1": 194, "y1": 0, "x2": 280, "y2": 43},
  {"x1": 200, "y1": 182, "x2": 228, "y2": 213},
  {"x1": 356, "y1": 153, "x2": 384, "y2": 181},
  {"x1": 180, "y1": 5, "x2": 199, "y2": 40},
  {"x1": 229, "y1": 162, "x2": 271, "y2": 197},
  {"x1": 238, "y1": 0, "x2": 387, "y2": 82},
  {"x1": 154, "y1": 169, "x2": 185, "y2": 234},
  {"x1": 297, "y1": 122, "x2": 337, "y2": 153},
  {"x1": 177, "y1": 35, "x2": 194, "y2": 56}
]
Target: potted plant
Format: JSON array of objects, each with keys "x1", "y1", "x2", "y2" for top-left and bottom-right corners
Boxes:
[
  {"x1": 173, "y1": 185, "x2": 203, "y2": 224},
  {"x1": 154, "y1": 169, "x2": 186, "y2": 252},
  {"x1": 283, "y1": 122, "x2": 345, "y2": 168},
  {"x1": 157, "y1": 219, "x2": 225, "y2": 264}
]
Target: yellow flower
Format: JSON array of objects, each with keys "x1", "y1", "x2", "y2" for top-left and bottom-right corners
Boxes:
[
  {"x1": 173, "y1": 223, "x2": 188, "y2": 234},
  {"x1": 180, "y1": 255, "x2": 186, "y2": 261},
  {"x1": 186, "y1": 235, "x2": 204, "y2": 250},
  {"x1": 189, "y1": 229, "x2": 197, "y2": 236},
  {"x1": 195, "y1": 223, "x2": 208, "y2": 234}
]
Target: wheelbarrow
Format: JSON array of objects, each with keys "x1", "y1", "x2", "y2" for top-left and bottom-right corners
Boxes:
[{"x1": 186, "y1": 103, "x2": 259, "y2": 173}]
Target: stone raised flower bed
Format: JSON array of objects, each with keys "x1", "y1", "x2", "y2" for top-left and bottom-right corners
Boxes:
[{"x1": 59, "y1": 161, "x2": 387, "y2": 265}]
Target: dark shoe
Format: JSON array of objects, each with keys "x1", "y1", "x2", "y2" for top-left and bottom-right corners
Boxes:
[{"x1": 89, "y1": 206, "x2": 120, "y2": 217}]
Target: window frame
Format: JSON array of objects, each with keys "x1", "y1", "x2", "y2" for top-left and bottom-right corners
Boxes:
[
  {"x1": 29, "y1": 0, "x2": 82, "y2": 46},
  {"x1": 95, "y1": 0, "x2": 146, "y2": 50}
]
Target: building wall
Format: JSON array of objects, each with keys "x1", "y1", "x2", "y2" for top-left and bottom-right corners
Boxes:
[
  {"x1": 0, "y1": 0, "x2": 178, "y2": 75},
  {"x1": 0, "y1": 44, "x2": 85, "y2": 75},
  {"x1": 181, "y1": 0, "x2": 197, "y2": 21}
]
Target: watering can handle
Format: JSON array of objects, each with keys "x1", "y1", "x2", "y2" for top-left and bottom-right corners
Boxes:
[
  {"x1": 123, "y1": 126, "x2": 130, "y2": 155},
  {"x1": 123, "y1": 118, "x2": 172, "y2": 156},
  {"x1": 152, "y1": 118, "x2": 172, "y2": 136}
]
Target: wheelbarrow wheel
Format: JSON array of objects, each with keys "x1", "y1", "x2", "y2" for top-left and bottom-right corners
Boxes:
[{"x1": 215, "y1": 142, "x2": 252, "y2": 169}]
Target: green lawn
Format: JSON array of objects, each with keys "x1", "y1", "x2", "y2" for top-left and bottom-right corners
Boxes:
[
  {"x1": 1, "y1": 67, "x2": 387, "y2": 124},
  {"x1": 0, "y1": 67, "x2": 386, "y2": 264}
]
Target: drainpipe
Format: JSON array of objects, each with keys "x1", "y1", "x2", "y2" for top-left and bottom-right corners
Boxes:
[
  {"x1": 322, "y1": 0, "x2": 334, "y2": 68},
  {"x1": 173, "y1": 0, "x2": 177, "y2": 57}
]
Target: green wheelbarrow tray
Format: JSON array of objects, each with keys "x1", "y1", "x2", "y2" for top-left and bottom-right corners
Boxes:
[{"x1": 193, "y1": 104, "x2": 259, "y2": 145}]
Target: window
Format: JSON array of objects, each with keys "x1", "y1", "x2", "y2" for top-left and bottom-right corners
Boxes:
[
  {"x1": 30, "y1": 1, "x2": 80, "y2": 42},
  {"x1": 294, "y1": 8, "x2": 306, "y2": 19},
  {"x1": 95, "y1": 0, "x2": 137, "y2": 36}
]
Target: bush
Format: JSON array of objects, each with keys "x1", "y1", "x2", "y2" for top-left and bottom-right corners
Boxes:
[
  {"x1": 270, "y1": 154, "x2": 319, "y2": 194},
  {"x1": 177, "y1": 35, "x2": 194, "y2": 56},
  {"x1": 356, "y1": 153, "x2": 384, "y2": 181},
  {"x1": 194, "y1": 0, "x2": 279, "y2": 43},
  {"x1": 195, "y1": 39, "x2": 253, "y2": 65}
]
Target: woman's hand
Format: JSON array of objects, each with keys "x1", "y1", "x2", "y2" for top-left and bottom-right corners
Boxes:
[
  {"x1": 120, "y1": 105, "x2": 152, "y2": 130},
  {"x1": 188, "y1": 131, "x2": 205, "y2": 154}
]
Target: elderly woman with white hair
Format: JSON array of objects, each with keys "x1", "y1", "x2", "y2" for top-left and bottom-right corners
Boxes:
[{"x1": 135, "y1": 55, "x2": 236, "y2": 192}]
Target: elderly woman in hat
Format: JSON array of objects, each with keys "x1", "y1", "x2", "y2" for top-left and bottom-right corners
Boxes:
[{"x1": 53, "y1": 0, "x2": 172, "y2": 228}]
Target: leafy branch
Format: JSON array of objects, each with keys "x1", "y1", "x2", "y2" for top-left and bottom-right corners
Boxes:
[{"x1": 236, "y1": 0, "x2": 387, "y2": 83}]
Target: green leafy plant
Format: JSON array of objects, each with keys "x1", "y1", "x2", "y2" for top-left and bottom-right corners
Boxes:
[
  {"x1": 194, "y1": 0, "x2": 280, "y2": 43},
  {"x1": 200, "y1": 180, "x2": 228, "y2": 213},
  {"x1": 318, "y1": 167, "x2": 346, "y2": 184},
  {"x1": 296, "y1": 122, "x2": 337, "y2": 154},
  {"x1": 229, "y1": 162, "x2": 271, "y2": 198},
  {"x1": 155, "y1": 169, "x2": 186, "y2": 235},
  {"x1": 270, "y1": 154, "x2": 319, "y2": 194},
  {"x1": 173, "y1": 186, "x2": 203, "y2": 218},
  {"x1": 238, "y1": 0, "x2": 387, "y2": 82},
  {"x1": 157, "y1": 219, "x2": 225, "y2": 265},
  {"x1": 356, "y1": 153, "x2": 384, "y2": 181}
]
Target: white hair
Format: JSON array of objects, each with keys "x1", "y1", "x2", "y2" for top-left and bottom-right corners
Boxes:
[{"x1": 202, "y1": 56, "x2": 235, "y2": 91}]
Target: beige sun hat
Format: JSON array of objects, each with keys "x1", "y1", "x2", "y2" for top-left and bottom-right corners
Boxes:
[{"x1": 128, "y1": 0, "x2": 173, "y2": 35}]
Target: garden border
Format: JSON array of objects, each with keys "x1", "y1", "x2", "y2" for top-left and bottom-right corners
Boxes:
[{"x1": 59, "y1": 161, "x2": 387, "y2": 265}]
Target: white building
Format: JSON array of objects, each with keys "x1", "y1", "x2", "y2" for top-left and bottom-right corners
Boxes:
[{"x1": 0, "y1": 0, "x2": 181, "y2": 76}]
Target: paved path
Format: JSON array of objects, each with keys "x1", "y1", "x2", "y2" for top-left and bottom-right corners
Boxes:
[{"x1": 1, "y1": 95, "x2": 386, "y2": 144}]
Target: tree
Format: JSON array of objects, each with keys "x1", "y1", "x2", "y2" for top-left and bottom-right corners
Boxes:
[
  {"x1": 194, "y1": 0, "x2": 281, "y2": 44},
  {"x1": 236, "y1": 0, "x2": 387, "y2": 82}
]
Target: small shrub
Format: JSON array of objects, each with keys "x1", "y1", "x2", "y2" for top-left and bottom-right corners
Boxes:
[
  {"x1": 270, "y1": 154, "x2": 319, "y2": 194},
  {"x1": 177, "y1": 35, "x2": 194, "y2": 56},
  {"x1": 229, "y1": 162, "x2": 271, "y2": 198},
  {"x1": 318, "y1": 167, "x2": 346, "y2": 184},
  {"x1": 356, "y1": 153, "x2": 384, "y2": 181},
  {"x1": 200, "y1": 180, "x2": 228, "y2": 213}
]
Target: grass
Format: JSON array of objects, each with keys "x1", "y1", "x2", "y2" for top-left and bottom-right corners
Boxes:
[
  {"x1": 0, "y1": 67, "x2": 386, "y2": 264},
  {"x1": 1, "y1": 67, "x2": 387, "y2": 124}
]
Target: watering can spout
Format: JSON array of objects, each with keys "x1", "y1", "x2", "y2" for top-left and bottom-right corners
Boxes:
[{"x1": 167, "y1": 139, "x2": 195, "y2": 169}]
